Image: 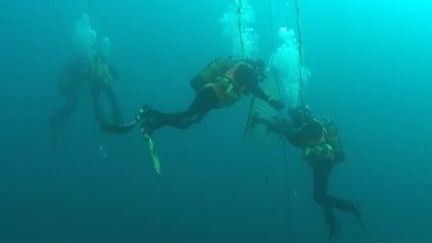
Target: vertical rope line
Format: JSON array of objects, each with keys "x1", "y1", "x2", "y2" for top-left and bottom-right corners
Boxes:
[
  {"x1": 267, "y1": 0, "x2": 276, "y2": 67},
  {"x1": 294, "y1": 0, "x2": 305, "y2": 106},
  {"x1": 237, "y1": 0, "x2": 245, "y2": 58}
]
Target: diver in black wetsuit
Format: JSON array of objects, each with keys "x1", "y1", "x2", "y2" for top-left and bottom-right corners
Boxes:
[
  {"x1": 253, "y1": 106, "x2": 360, "y2": 242},
  {"x1": 50, "y1": 55, "x2": 123, "y2": 143},
  {"x1": 104, "y1": 57, "x2": 284, "y2": 135}
]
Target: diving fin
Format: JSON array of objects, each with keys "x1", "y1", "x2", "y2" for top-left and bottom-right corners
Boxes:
[{"x1": 141, "y1": 128, "x2": 161, "y2": 175}]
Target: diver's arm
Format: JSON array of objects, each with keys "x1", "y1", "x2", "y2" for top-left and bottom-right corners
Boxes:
[
  {"x1": 255, "y1": 116, "x2": 290, "y2": 137},
  {"x1": 257, "y1": 116, "x2": 302, "y2": 146},
  {"x1": 250, "y1": 85, "x2": 285, "y2": 110},
  {"x1": 250, "y1": 85, "x2": 270, "y2": 101}
]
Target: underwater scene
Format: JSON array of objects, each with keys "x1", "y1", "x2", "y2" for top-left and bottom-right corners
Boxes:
[{"x1": 0, "y1": 0, "x2": 431, "y2": 242}]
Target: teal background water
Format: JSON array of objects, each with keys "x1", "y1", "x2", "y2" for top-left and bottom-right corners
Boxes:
[{"x1": 0, "y1": 0, "x2": 431, "y2": 242}]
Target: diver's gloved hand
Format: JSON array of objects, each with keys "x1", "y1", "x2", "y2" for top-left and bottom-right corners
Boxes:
[
  {"x1": 136, "y1": 105, "x2": 160, "y2": 135},
  {"x1": 268, "y1": 98, "x2": 285, "y2": 110},
  {"x1": 140, "y1": 121, "x2": 153, "y2": 136},
  {"x1": 136, "y1": 106, "x2": 151, "y2": 121}
]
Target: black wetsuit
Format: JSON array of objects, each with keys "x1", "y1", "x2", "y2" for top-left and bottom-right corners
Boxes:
[
  {"x1": 143, "y1": 86, "x2": 220, "y2": 131},
  {"x1": 104, "y1": 60, "x2": 277, "y2": 134},
  {"x1": 258, "y1": 115, "x2": 358, "y2": 236},
  {"x1": 141, "y1": 78, "x2": 270, "y2": 132},
  {"x1": 90, "y1": 77, "x2": 123, "y2": 126},
  {"x1": 311, "y1": 157, "x2": 358, "y2": 235}
]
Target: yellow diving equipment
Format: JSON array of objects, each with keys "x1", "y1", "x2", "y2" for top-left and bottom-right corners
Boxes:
[
  {"x1": 209, "y1": 76, "x2": 242, "y2": 108},
  {"x1": 190, "y1": 57, "x2": 233, "y2": 91}
]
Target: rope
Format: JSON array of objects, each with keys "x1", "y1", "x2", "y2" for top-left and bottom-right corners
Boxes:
[
  {"x1": 275, "y1": 68, "x2": 292, "y2": 235},
  {"x1": 294, "y1": 0, "x2": 306, "y2": 106},
  {"x1": 237, "y1": 0, "x2": 245, "y2": 58},
  {"x1": 357, "y1": 218, "x2": 380, "y2": 243},
  {"x1": 239, "y1": 0, "x2": 254, "y2": 138},
  {"x1": 243, "y1": 0, "x2": 275, "y2": 138},
  {"x1": 281, "y1": 137, "x2": 291, "y2": 236},
  {"x1": 266, "y1": 0, "x2": 276, "y2": 67}
]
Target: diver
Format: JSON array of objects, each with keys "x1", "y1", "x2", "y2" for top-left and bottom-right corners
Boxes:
[
  {"x1": 105, "y1": 57, "x2": 285, "y2": 135},
  {"x1": 50, "y1": 54, "x2": 123, "y2": 143},
  {"x1": 252, "y1": 106, "x2": 360, "y2": 242}
]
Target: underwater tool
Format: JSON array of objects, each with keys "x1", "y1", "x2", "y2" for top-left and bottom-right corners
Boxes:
[
  {"x1": 242, "y1": 1, "x2": 304, "y2": 241},
  {"x1": 242, "y1": 77, "x2": 281, "y2": 140}
]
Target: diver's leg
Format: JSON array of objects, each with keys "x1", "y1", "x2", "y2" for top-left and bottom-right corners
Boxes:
[
  {"x1": 327, "y1": 195, "x2": 359, "y2": 216},
  {"x1": 312, "y1": 161, "x2": 332, "y2": 206},
  {"x1": 324, "y1": 207, "x2": 339, "y2": 243},
  {"x1": 142, "y1": 86, "x2": 219, "y2": 131},
  {"x1": 50, "y1": 92, "x2": 79, "y2": 144},
  {"x1": 103, "y1": 85, "x2": 124, "y2": 124},
  {"x1": 313, "y1": 161, "x2": 360, "y2": 227},
  {"x1": 51, "y1": 92, "x2": 79, "y2": 130},
  {"x1": 166, "y1": 87, "x2": 219, "y2": 129},
  {"x1": 313, "y1": 162, "x2": 340, "y2": 240},
  {"x1": 91, "y1": 85, "x2": 107, "y2": 128},
  {"x1": 316, "y1": 162, "x2": 359, "y2": 216}
]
